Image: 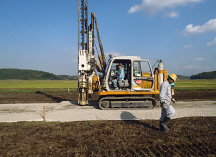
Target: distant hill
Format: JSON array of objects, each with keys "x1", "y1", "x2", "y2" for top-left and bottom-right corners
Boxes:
[
  {"x1": 177, "y1": 75, "x2": 190, "y2": 80},
  {"x1": 2, "y1": 68, "x2": 215, "y2": 80},
  {"x1": 191, "y1": 71, "x2": 216, "y2": 79},
  {"x1": 59, "y1": 75, "x2": 78, "y2": 80},
  {"x1": 0, "y1": 69, "x2": 77, "y2": 80}
]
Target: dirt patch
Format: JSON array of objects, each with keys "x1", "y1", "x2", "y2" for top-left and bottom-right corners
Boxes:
[
  {"x1": 0, "y1": 91, "x2": 75, "y2": 104},
  {"x1": 174, "y1": 89, "x2": 216, "y2": 101},
  {"x1": 0, "y1": 89, "x2": 216, "y2": 104},
  {"x1": 0, "y1": 90, "x2": 216, "y2": 156},
  {"x1": 0, "y1": 117, "x2": 215, "y2": 156}
]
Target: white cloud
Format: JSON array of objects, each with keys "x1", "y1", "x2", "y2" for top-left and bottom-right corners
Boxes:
[
  {"x1": 184, "y1": 65, "x2": 200, "y2": 70},
  {"x1": 194, "y1": 57, "x2": 204, "y2": 61},
  {"x1": 184, "y1": 65, "x2": 211, "y2": 74},
  {"x1": 168, "y1": 11, "x2": 179, "y2": 18},
  {"x1": 128, "y1": 4, "x2": 142, "y2": 14},
  {"x1": 184, "y1": 44, "x2": 193, "y2": 48},
  {"x1": 207, "y1": 37, "x2": 216, "y2": 46},
  {"x1": 104, "y1": 51, "x2": 124, "y2": 58},
  {"x1": 128, "y1": 0, "x2": 202, "y2": 16},
  {"x1": 183, "y1": 18, "x2": 216, "y2": 35}
]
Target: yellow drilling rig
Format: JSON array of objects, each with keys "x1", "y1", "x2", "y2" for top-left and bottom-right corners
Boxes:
[{"x1": 77, "y1": 0, "x2": 169, "y2": 109}]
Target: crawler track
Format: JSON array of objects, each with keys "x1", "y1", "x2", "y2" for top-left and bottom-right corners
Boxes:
[{"x1": 99, "y1": 96, "x2": 156, "y2": 110}]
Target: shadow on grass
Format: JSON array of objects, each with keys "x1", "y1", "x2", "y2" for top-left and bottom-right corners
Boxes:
[
  {"x1": 36, "y1": 91, "x2": 69, "y2": 103},
  {"x1": 36, "y1": 91, "x2": 98, "y2": 108},
  {"x1": 121, "y1": 111, "x2": 159, "y2": 131}
]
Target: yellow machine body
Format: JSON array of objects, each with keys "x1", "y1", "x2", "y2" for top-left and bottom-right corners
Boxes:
[{"x1": 94, "y1": 56, "x2": 168, "y2": 109}]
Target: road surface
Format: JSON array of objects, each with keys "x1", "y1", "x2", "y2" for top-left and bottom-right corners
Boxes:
[{"x1": 0, "y1": 101, "x2": 216, "y2": 122}]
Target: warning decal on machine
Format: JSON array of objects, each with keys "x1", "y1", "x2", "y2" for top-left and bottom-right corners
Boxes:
[{"x1": 136, "y1": 80, "x2": 142, "y2": 84}]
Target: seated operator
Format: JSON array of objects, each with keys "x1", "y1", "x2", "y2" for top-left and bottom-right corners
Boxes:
[{"x1": 112, "y1": 63, "x2": 125, "y2": 89}]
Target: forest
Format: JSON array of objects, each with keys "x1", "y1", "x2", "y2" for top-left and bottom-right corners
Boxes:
[
  {"x1": 191, "y1": 71, "x2": 216, "y2": 79},
  {"x1": 0, "y1": 69, "x2": 78, "y2": 80}
]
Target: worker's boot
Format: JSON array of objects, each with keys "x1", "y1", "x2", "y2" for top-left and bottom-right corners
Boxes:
[
  {"x1": 160, "y1": 117, "x2": 170, "y2": 132},
  {"x1": 160, "y1": 121, "x2": 168, "y2": 131}
]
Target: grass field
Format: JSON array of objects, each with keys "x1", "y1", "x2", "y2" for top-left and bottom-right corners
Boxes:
[
  {"x1": 0, "y1": 80, "x2": 77, "y2": 88},
  {"x1": 0, "y1": 80, "x2": 78, "y2": 92},
  {"x1": 175, "y1": 79, "x2": 216, "y2": 89},
  {"x1": 0, "y1": 79, "x2": 216, "y2": 92},
  {"x1": 0, "y1": 80, "x2": 215, "y2": 156}
]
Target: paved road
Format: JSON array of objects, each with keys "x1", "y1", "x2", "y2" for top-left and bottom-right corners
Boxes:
[{"x1": 0, "y1": 101, "x2": 216, "y2": 122}]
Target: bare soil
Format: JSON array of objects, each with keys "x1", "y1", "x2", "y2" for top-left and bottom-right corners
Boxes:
[
  {"x1": 0, "y1": 89, "x2": 216, "y2": 156},
  {"x1": 0, "y1": 117, "x2": 215, "y2": 156},
  {"x1": 0, "y1": 89, "x2": 216, "y2": 104}
]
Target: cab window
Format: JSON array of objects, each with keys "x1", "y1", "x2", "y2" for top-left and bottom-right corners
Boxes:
[{"x1": 133, "y1": 61, "x2": 152, "y2": 77}]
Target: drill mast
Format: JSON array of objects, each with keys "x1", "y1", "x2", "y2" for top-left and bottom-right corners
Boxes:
[{"x1": 78, "y1": 0, "x2": 107, "y2": 105}]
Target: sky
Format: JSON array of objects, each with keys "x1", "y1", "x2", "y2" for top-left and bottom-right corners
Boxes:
[{"x1": 0, "y1": 0, "x2": 215, "y2": 76}]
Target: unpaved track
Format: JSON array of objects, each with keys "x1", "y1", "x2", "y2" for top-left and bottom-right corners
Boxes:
[{"x1": 0, "y1": 101, "x2": 216, "y2": 122}]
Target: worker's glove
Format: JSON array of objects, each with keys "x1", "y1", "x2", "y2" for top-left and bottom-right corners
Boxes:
[
  {"x1": 160, "y1": 102, "x2": 165, "y2": 107},
  {"x1": 171, "y1": 98, "x2": 176, "y2": 103}
]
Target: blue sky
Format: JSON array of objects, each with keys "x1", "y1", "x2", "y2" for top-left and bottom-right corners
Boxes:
[{"x1": 0, "y1": 0, "x2": 215, "y2": 76}]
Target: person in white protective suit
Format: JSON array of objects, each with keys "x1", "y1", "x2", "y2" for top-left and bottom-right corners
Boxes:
[{"x1": 159, "y1": 74, "x2": 177, "y2": 132}]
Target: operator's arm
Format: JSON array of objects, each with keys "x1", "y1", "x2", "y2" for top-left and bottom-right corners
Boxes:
[{"x1": 118, "y1": 68, "x2": 125, "y2": 80}]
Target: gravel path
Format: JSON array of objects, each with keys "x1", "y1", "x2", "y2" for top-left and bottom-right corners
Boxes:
[{"x1": 0, "y1": 101, "x2": 216, "y2": 122}]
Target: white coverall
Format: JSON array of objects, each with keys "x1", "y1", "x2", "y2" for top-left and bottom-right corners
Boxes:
[{"x1": 159, "y1": 80, "x2": 176, "y2": 121}]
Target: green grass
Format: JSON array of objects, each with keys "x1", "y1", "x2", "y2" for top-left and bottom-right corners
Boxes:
[
  {"x1": 0, "y1": 80, "x2": 78, "y2": 92},
  {"x1": 0, "y1": 80, "x2": 78, "y2": 88},
  {"x1": 175, "y1": 79, "x2": 216, "y2": 89},
  {"x1": 0, "y1": 88, "x2": 78, "y2": 93},
  {"x1": 0, "y1": 79, "x2": 216, "y2": 92}
]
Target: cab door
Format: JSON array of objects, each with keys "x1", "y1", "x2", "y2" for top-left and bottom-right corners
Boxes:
[{"x1": 132, "y1": 60, "x2": 154, "y2": 91}]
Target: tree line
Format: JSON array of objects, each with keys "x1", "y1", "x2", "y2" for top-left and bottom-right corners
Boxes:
[
  {"x1": 191, "y1": 71, "x2": 216, "y2": 79},
  {"x1": 0, "y1": 69, "x2": 78, "y2": 80},
  {"x1": 1, "y1": 68, "x2": 215, "y2": 80}
]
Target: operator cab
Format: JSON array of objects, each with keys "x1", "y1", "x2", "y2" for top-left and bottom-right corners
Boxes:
[
  {"x1": 105, "y1": 56, "x2": 154, "y2": 91},
  {"x1": 107, "y1": 59, "x2": 131, "y2": 90}
]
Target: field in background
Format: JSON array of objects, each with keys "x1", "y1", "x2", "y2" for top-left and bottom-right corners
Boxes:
[
  {"x1": 0, "y1": 80, "x2": 77, "y2": 88},
  {"x1": 0, "y1": 80, "x2": 77, "y2": 92},
  {"x1": 175, "y1": 79, "x2": 216, "y2": 89},
  {"x1": 0, "y1": 79, "x2": 216, "y2": 103},
  {"x1": 0, "y1": 79, "x2": 216, "y2": 92},
  {"x1": 1, "y1": 80, "x2": 216, "y2": 156}
]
